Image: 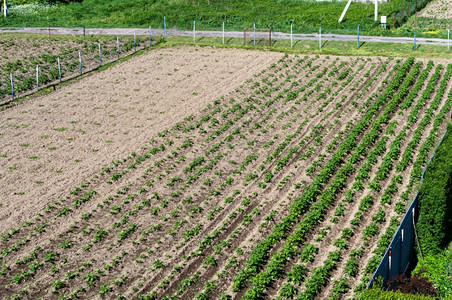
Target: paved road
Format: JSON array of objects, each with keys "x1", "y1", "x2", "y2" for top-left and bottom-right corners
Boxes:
[{"x1": 1, "y1": 26, "x2": 451, "y2": 46}]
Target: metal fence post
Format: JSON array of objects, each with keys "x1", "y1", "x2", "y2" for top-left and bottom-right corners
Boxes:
[
  {"x1": 448, "y1": 29, "x2": 450, "y2": 51},
  {"x1": 193, "y1": 20, "x2": 196, "y2": 43},
  {"x1": 98, "y1": 42, "x2": 102, "y2": 66},
  {"x1": 134, "y1": 31, "x2": 137, "y2": 52},
  {"x1": 36, "y1": 65, "x2": 39, "y2": 91},
  {"x1": 290, "y1": 23, "x2": 293, "y2": 48},
  {"x1": 164, "y1": 16, "x2": 167, "y2": 41},
  {"x1": 10, "y1": 73, "x2": 14, "y2": 101},
  {"x1": 149, "y1": 26, "x2": 152, "y2": 46},
  {"x1": 357, "y1": 25, "x2": 360, "y2": 48},
  {"x1": 117, "y1": 36, "x2": 120, "y2": 60},
  {"x1": 319, "y1": 26, "x2": 322, "y2": 49},
  {"x1": 57, "y1": 57, "x2": 62, "y2": 83},
  {"x1": 79, "y1": 51, "x2": 82, "y2": 74},
  {"x1": 222, "y1": 22, "x2": 225, "y2": 45},
  {"x1": 253, "y1": 23, "x2": 256, "y2": 46},
  {"x1": 413, "y1": 29, "x2": 416, "y2": 51}
]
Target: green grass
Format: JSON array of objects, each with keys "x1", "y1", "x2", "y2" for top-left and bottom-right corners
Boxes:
[
  {"x1": 0, "y1": 0, "x2": 430, "y2": 35},
  {"x1": 166, "y1": 34, "x2": 452, "y2": 59}
]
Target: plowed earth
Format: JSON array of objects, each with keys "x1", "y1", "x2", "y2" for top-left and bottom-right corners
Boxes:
[{"x1": 0, "y1": 46, "x2": 451, "y2": 300}]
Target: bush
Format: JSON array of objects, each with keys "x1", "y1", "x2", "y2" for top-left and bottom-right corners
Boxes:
[
  {"x1": 357, "y1": 288, "x2": 436, "y2": 300},
  {"x1": 387, "y1": 274, "x2": 437, "y2": 297},
  {"x1": 417, "y1": 123, "x2": 452, "y2": 255}
]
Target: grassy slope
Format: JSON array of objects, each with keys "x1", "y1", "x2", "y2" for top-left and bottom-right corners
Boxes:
[{"x1": 1, "y1": 0, "x2": 416, "y2": 33}]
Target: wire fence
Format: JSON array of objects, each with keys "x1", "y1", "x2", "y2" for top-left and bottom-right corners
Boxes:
[
  {"x1": 392, "y1": 0, "x2": 434, "y2": 28},
  {"x1": 0, "y1": 33, "x2": 152, "y2": 106}
]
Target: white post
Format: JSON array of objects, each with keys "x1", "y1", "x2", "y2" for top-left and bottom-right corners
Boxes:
[
  {"x1": 3, "y1": 0, "x2": 7, "y2": 18},
  {"x1": 291, "y1": 23, "x2": 293, "y2": 48},
  {"x1": 36, "y1": 65, "x2": 39, "y2": 91},
  {"x1": 319, "y1": 26, "x2": 322, "y2": 49},
  {"x1": 193, "y1": 20, "x2": 196, "y2": 43},
  {"x1": 57, "y1": 57, "x2": 61, "y2": 83},
  {"x1": 253, "y1": 23, "x2": 256, "y2": 46},
  {"x1": 10, "y1": 73, "x2": 14, "y2": 101},
  {"x1": 222, "y1": 22, "x2": 225, "y2": 45},
  {"x1": 149, "y1": 25, "x2": 152, "y2": 46},
  {"x1": 375, "y1": 0, "x2": 378, "y2": 22},
  {"x1": 388, "y1": 248, "x2": 392, "y2": 272}
]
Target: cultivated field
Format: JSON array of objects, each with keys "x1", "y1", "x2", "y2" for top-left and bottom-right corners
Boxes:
[
  {"x1": 0, "y1": 34, "x2": 148, "y2": 102},
  {"x1": 0, "y1": 46, "x2": 451, "y2": 300}
]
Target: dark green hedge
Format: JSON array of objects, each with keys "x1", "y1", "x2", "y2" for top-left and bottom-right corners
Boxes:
[{"x1": 417, "y1": 123, "x2": 452, "y2": 255}]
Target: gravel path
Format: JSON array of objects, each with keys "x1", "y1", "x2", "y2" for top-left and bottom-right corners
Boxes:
[{"x1": 1, "y1": 26, "x2": 451, "y2": 46}]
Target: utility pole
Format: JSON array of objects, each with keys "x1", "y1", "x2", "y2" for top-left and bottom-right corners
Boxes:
[{"x1": 375, "y1": 0, "x2": 378, "y2": 22}]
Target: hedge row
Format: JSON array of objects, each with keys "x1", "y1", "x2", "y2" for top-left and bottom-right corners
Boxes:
[{"x1": 417, "y1": 123, "x2": 452, "y2": 255}]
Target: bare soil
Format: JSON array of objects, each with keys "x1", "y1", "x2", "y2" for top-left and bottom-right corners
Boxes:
[
  {"x1": 0, "y1": 45, "x2": 281, "y2": 231},
  {"x1": 0, "y1": 46, "x2": 450, "y2": 300}
]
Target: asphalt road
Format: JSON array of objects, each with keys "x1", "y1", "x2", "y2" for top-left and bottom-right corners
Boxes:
[{"x1": 1, "y1": 26, "x2": 451, "y2": 47}]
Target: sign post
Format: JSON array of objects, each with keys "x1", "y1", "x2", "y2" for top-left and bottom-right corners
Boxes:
[{"x1": 381, "y1": 16, "x2": 387, "y2": 29}]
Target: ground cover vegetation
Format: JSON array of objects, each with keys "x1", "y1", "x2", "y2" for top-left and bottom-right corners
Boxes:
[
  {"x1": 0, "y1": 0, "x2": 436, "y2": 35},
  {"x1": 0, "y1": 47, "x2": 451, "y2": 300},
  {"x1": 0, "y1": 34, "x2": 149, "y2": 103}
]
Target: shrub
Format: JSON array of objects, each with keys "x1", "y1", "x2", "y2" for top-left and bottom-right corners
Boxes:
[{"x1": 387, "y1": 274, "x2": 437, "y2": 297}]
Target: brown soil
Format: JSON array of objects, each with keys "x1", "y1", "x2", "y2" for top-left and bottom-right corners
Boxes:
[
  {"x1": 0, "y1": 47, "x2": 450, "y2": 300},
  {"x1": 0, "y1": 45, "x2": 281, "y2": 231}
]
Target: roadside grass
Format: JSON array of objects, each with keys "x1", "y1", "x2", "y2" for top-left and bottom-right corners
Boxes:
[{"x1": 167, "y1": 34, "x2": 452, "y2": 59}]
